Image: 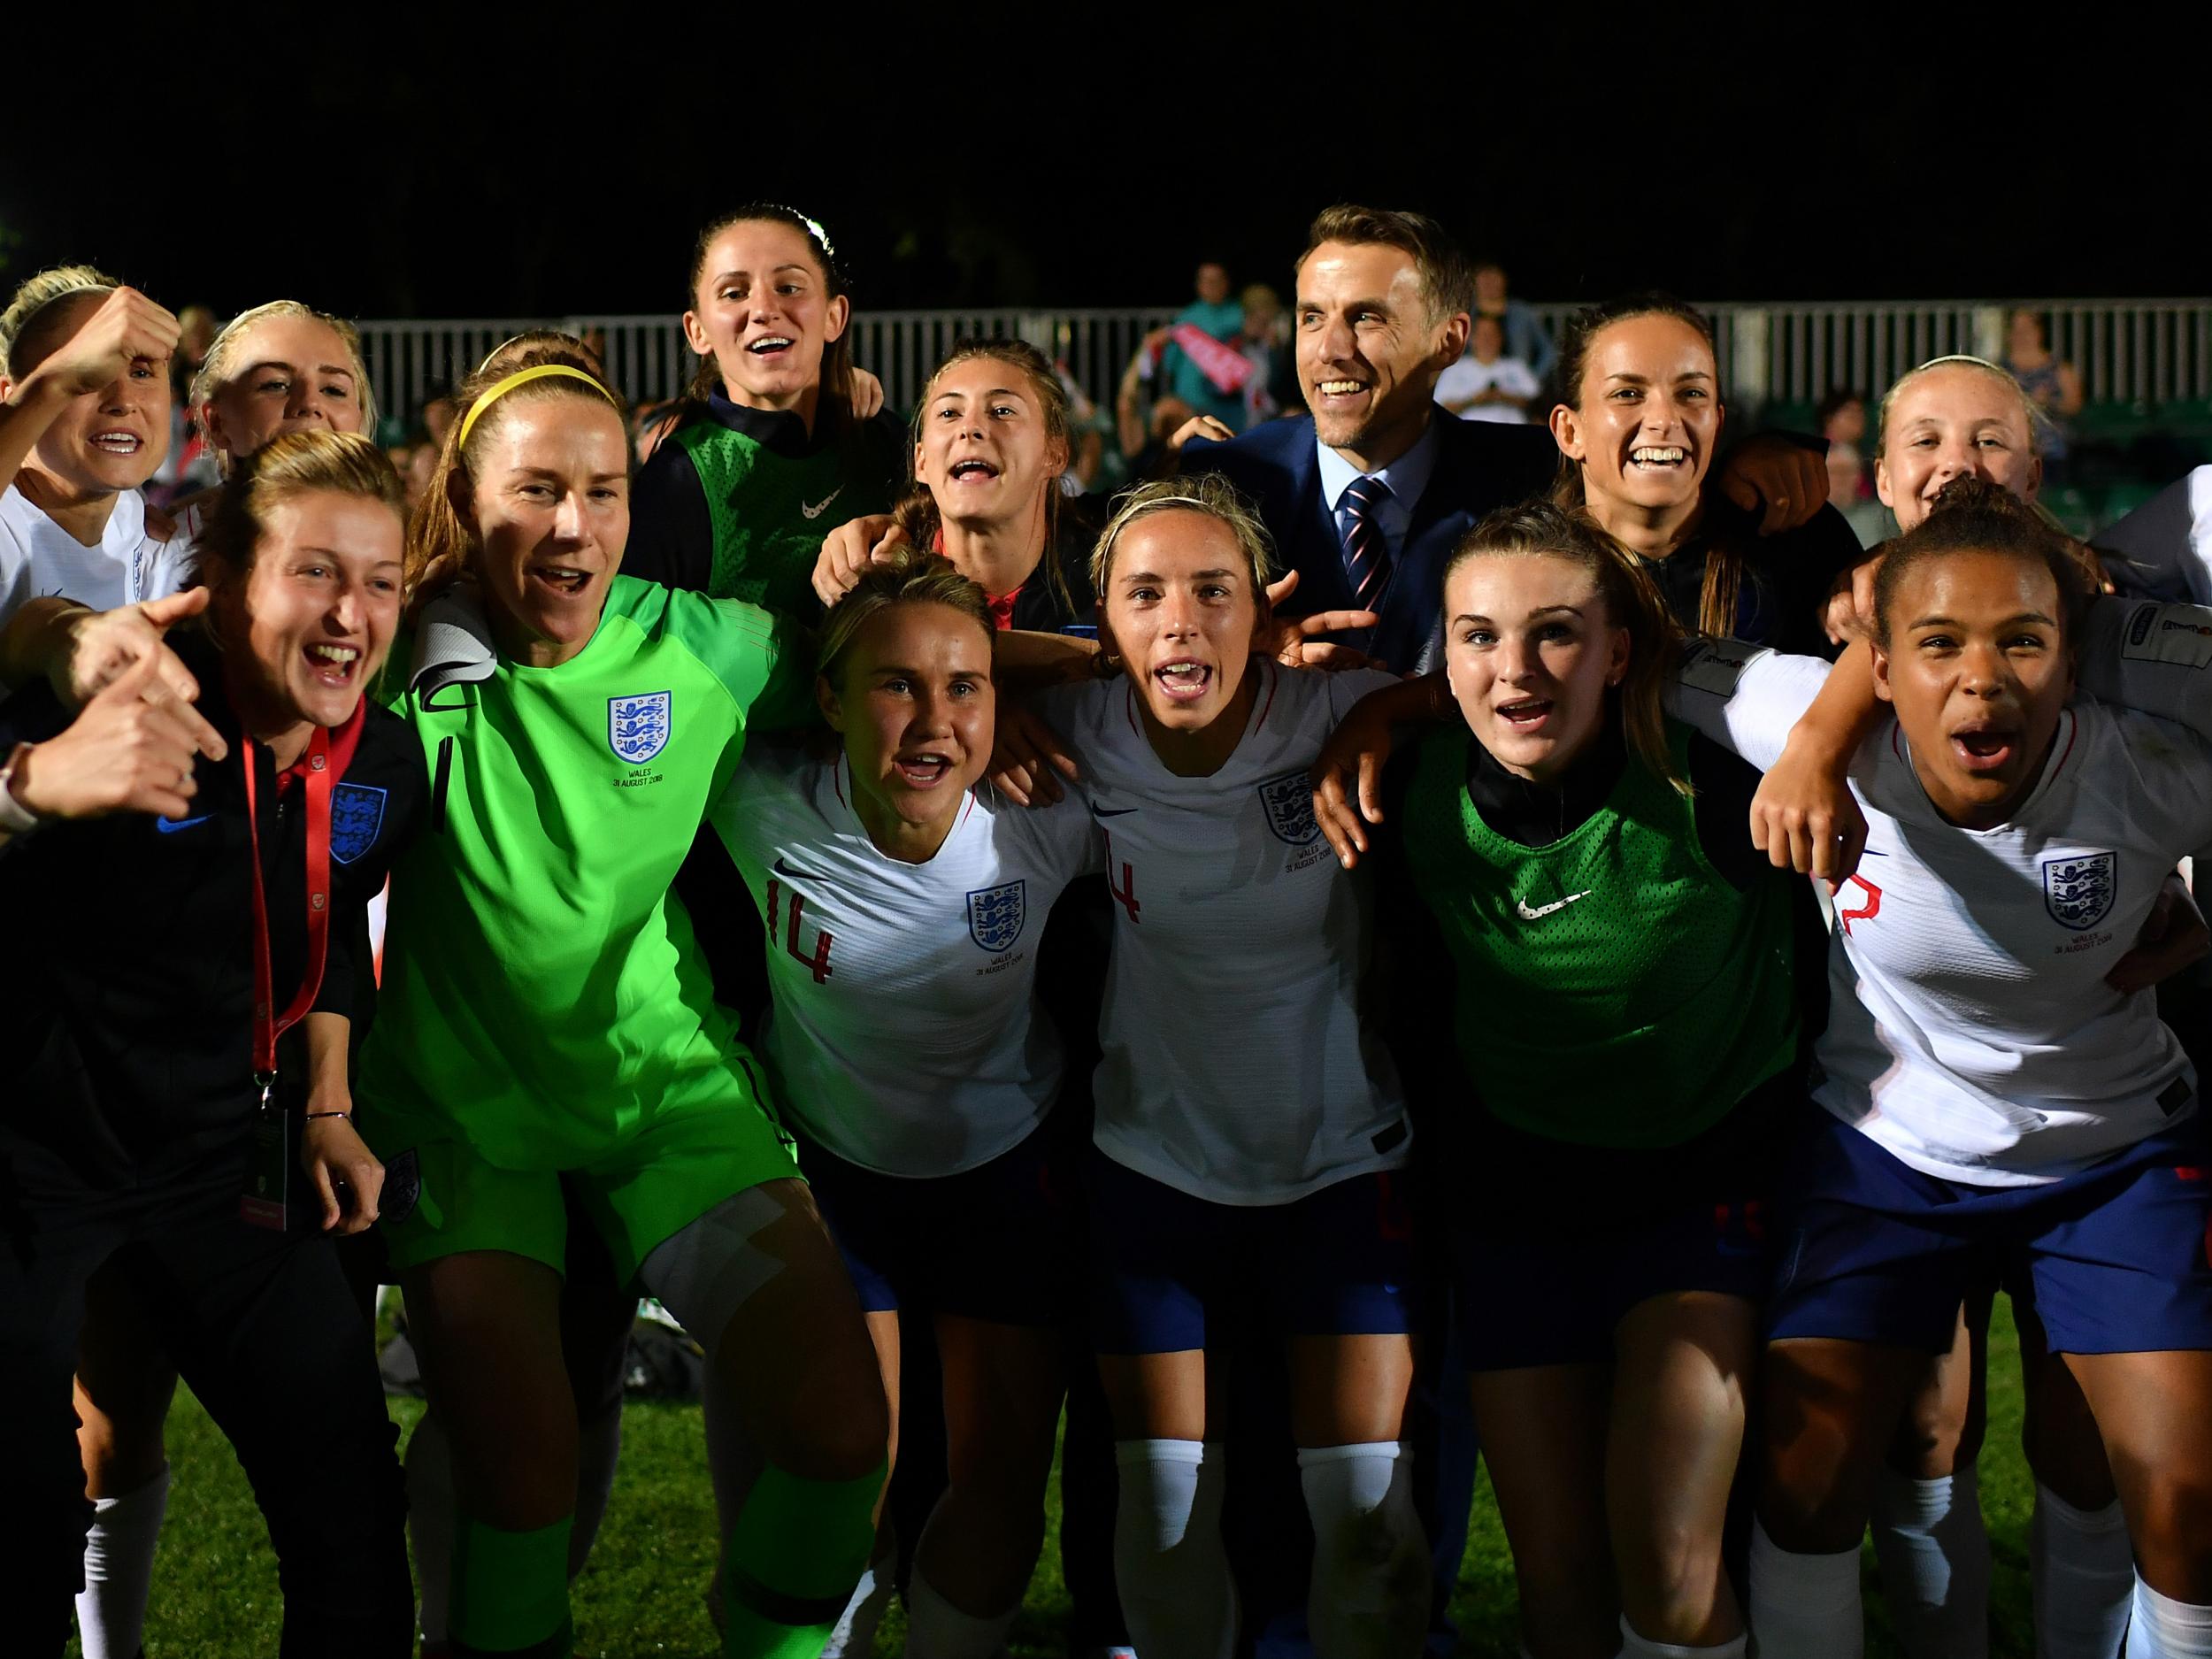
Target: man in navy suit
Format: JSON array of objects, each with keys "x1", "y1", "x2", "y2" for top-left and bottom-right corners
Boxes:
[{"x1": 1179, "y1": 204, "x2": 1828, "y2": 674}]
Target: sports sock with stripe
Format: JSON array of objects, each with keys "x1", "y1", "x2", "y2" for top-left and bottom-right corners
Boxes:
[{"x1": 719, "y1": 1460, "x2": 886, "y2": 1659}]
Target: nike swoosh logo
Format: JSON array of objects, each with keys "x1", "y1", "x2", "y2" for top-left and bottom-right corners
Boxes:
[
  {"x1": 772, "y1": 856, "x2": 827, "y2": 880},
  {"x1": 1516, "y1": 889, "x2": 1592, "y2": 920},
  {"x1": 155, "y1": 815, "x2": 211, "y2": 834},
  {"x1": 800, "y1": 486, "x2": 844, "y2": 521},
  {"x1": 1089, "y1": 805, "x2": 1139, "y2": 818}
]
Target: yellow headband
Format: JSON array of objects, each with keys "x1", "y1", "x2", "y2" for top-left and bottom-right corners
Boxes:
[{"x1": 456, "y1": 364, "x2": 613, "y2": 449}]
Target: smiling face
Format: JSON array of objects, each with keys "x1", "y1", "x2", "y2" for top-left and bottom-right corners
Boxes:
[
  {"x1": 202, "y1": 315, "x2": 366, "y2": 459},
  {"x1": 1551, "y1": 313, "x2": 1722, "y2": 529},
  {"x1": 26, "y1": 290, "x2": 172, "y2": 495},
  {"x1": 462, "y1": 397, "x2": 631, "y2": 667},
  {"x1": 1874, "y1": 548, "x2": 2074, "y2": 828},
  {"x1": 915, "y1": 357, "x2": 1067, "y2": 531},
  {"x1": 818, "y1": 600, "x2": 995, "y2": 856},
  {"x1": 1876, "y1": 364, "x2": 2041, "y2": 531},
  {"x1": 225, "y1": 490, "x2": 404, "y2": 736},
  {"x1": 1443, "y1": 552, "x2": 1629, "y2": 783},
  {"x1": 1295, "y1": 239, "x2": 1465, "y2": 470},
  {"x1": 683, "y1": 219, "x2": 849, "y2": 417},
  {"x1": 1101, "y1": 510, "x2": 1264, "y2": 744}
]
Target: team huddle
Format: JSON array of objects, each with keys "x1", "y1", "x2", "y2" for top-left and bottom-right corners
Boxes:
[{"x1": 2, "y1": 201, "x2": 2210, "y2": 1659}]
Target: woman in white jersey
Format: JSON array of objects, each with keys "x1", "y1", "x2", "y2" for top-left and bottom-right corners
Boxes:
[
  {"x1": 710, "y1": 549, "x2": 1102, "y2": 1657},
  {"x1": 0, "y1": 273, "x2": 187, "y2": 645},
  {"x1": 1025, "y1": 473, "x2": 1426, "y2": 1659},
  {"x1": 1843, "y1": 357, "x2": 2139, "y2": 1659},
  {"x1": 1670, "y1": 478, "x2": 2212, "y2": 1659}
]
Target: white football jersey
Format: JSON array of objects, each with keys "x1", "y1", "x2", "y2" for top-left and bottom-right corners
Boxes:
[
  {"x1": 2097, "y1": 465, "x2": 2212, "y2": 604},
  {"x1": 1033, "y1": 662, "x2": 1412, "y2": 1204},
  {"x1": 0, "y1": 485, "x2": 191, "y2": 630},
  {"x1": 1672, "y1": 643, "x2": 2212, "y2": 1185},
  {"x1": 710, "y1": 743, "x2": 1103, "y2": 1179}
]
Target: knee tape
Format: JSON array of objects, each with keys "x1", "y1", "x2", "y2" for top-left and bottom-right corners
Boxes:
[
  {"x1": 638, "y1": 1187, "x2": 787, "y2": 1361},
  {"x1": 449, "y1": 1515, "x2": 572, "y2": 1655}
]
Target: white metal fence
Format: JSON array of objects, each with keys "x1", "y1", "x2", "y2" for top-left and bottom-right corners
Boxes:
[{"x1": 354, "y1": 299, "x2": 2212, "y2": 432}]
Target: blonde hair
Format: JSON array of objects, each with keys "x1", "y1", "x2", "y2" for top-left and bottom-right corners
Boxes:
[
  {"x1": 1444, "y1": 499, "x2": 1691, "y2": 796},
  {"x1": 189, "y1": 301, "x2": 380, "y2": 467},
  {"x1": 816, "y1": 547, "x2": 995, "y2": 684},
  {"x1": 404, "y1": 334, "x2": 626, "y2": 603},
  {"x1": 1875, "y1": 354, "x2": 2043, "y2": 459},
  {"x1": 193, "y1": 431, "x2": 406, "y2": 631},
  {"x1": 0, "y1": 265, "x2": 119, "y2": 379},
  {"x1": 1089, "y1": 472, "x2": 1277, "y2": 600}
]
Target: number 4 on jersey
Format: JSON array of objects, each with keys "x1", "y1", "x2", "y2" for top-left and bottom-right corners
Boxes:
[
  {"x1": 764, "y1": 878, "x2": 834, "y2": 983},
  {"x1": 1106, "y1": 829, "x2": 1140, "y2": 925}
]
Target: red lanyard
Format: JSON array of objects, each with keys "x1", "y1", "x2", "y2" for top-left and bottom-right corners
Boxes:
[{"x1": 242, "y1": 728, "x2": 334, "y2": 1102}]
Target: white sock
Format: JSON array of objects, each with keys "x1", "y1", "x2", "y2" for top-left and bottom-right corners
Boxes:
[
  {"x1": 902, "y1": 1565, "x2": 1020, "y2": 1659},
  {"x1": 2033, "y1": 1484, "x2": 2135, "y2": 1659},
  {"x1": 1747, "y1": 1517, "x2": 1863, "y2": 1659},
  {"x1": 1296, "y1": 1441, "x2": 1430, "y2": 1659},
  {"x1": 1112, "y1": 1438, "x2": 1235, "y2": 1659},
  {"x1": 566, "y1": 1404, "x2": 623, "y2": 1574},
  {"x1": 405, "y1": 1410, "x2": 457, "y2": 1644},
  {"x1": 74, "y1": 1463, "x2": 170, "y2": 1659},
  {"x1": 2128, "y1": 1579, "x2": 2212, "y2": 1658},
  {"x1": 820, "y1": 1545, "x2": 897, "y2": 1659},
  {"x1": 1868, "y1": 1465, "x2": 1990, "y2": 1658},
  {"x1": 1617, "y1": 1614, "x2": 1747, "y2": 1658}
]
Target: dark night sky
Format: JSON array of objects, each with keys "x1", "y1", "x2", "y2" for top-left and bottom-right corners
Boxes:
[{"x1": 4, "y1": 17, "x2": 2204, "y2": 323}]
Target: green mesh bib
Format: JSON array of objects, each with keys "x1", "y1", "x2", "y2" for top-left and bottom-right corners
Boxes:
[
  {"x1": 1401, "y1": 718, "x2": 1797, "y2": 1147},
  {"x1": 671, "y1": 419, "x2": 895, "y2": 618}
]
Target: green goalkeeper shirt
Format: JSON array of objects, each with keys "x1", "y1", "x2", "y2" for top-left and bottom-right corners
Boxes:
[{"x1": 358, "y1": 575, "x2": 810, "y2": 1168}]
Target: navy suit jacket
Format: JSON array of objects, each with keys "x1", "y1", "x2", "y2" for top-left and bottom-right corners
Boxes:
[{"x1": 1181, "y1": 406, "x2": 1559, "y2": 671}]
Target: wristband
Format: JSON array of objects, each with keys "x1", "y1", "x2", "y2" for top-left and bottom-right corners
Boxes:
[
  {"x1": 0, "y1": 743, "x2": 42, "y2": 834},
  {"x1": 303, "y1": 1110, "x2": 352, "y2": 1121}
]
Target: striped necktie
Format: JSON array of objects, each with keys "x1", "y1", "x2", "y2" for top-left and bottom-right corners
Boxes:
[{"x1": 1340, "y1": 473, "x2": 1393, "y2": 607}]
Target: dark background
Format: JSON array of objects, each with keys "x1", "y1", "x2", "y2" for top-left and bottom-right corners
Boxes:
[{"x1": 2, "y1": 14, "x2": 2202, "y2": 322}]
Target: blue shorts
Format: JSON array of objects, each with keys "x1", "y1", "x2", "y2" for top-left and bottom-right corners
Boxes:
[
  {"x1": 799, "y1": 1121, "x2": 1078, "y2": 1326},
  {"x1": 1086, "y1": 1151, "x2": 1418, "y2": 1356},
  {"x1": 1452, "y1": 1200, "x2": 1770, "y2": 1372},
  {"x1": 1769, "y1": 1107, "x2": 2212, "y2": 1356}
]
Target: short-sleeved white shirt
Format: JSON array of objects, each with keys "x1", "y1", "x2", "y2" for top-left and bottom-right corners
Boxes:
[
  {"x1": 1435, "y1": 355, "x2": 1541, "y2": 424},
  {"x1": 1033, "y1": 662, "x2": 1412, "y2": 1204},
  {"x1": 711, "y1": 744, "x2": 1103, "y2": 1179},
  {"x1": 0, "y1": 485, "x2": 190, "y2": 630},
  {"x1": 1671, "y1": 643, "x2": 2212, "y2": 1185}
]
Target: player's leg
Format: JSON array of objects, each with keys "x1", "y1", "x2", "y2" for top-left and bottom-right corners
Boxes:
[
  {"x1": 2066, "y1": 1350, "x2": 2212, "y2": 1655},
  {"x1": 1282, "y1": 1170, "x2": 1427, "y2": 1659},
  {"x1": 1868, "y1": 1290, "x2": 1993, "y2": 1659},
  {"x1": 383, "y1": 1141, "x2": 580, "y2": 1659},
  {"x1": 138, "y1": 1187, "x2": 411, "y2": 1657},
  {"x1": 908, "y1": 1315, "x2": 1063, "y2": 1656},
  {"x1": 1467, "y1": 1363, "x2": 1612, "y2": 1657},
  {"x1": 1749, "y1": 1113, "x2": 1975, "y2": 1659},
  {"x1": 0, "y1": 1169, "x2": 119, "y2": 1659},
  {"x1": 900, "y1": 1123, "x2": 1078, "y2": 1657},
  {"x1": 1090, "y1": 1150, "x2": 1233, "y2": 1659},
  {"x1": 2027, "y1": 1123, "x2": 2212, "y2": 1656},
  {"x1": 1608, "y1": 1291, "x2": 1758, "y2": 1657},
  {"x1": 72, "y1": 1262, "x2": 180, "y2": 1659},
  {"x1": 2015, "y1": 1297, "x2": 2131, "y2": 1659},
  {"x1": 641, "y1": 1177, "x2": 887, "y2": 1659}
]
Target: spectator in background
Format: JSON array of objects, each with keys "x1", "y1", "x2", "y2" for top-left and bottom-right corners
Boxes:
[
  {"x1": 1816, "y1": 388, "x2": 1889, "y2": 545},
  {"x1": 1157, "y1": 260, "x2": 1248, "y2": 433},
  {"x1": 1472, "y1": 258, "x2": 1555, "y2": 383},
  {"x1": 1237, "y1": 283, "x2": 1295, "y2": 427},
  {"x1": 2003, "y1": 308, "x2": 2083, "y2": 484},
  {"x1": 151, "y1": 304, "x2": 224, "y2": 504},
  {"x1": 1435, "y1": 313, "x2": 1539, "y2": 423},
  {"x1": 419, "y1": 392, "x2": 456, "y2": 449}
]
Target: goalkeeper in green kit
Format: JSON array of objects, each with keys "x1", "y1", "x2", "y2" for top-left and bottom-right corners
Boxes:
[{"x1": 355, "y1": 336, "x2": 887, "y2": 1659}]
